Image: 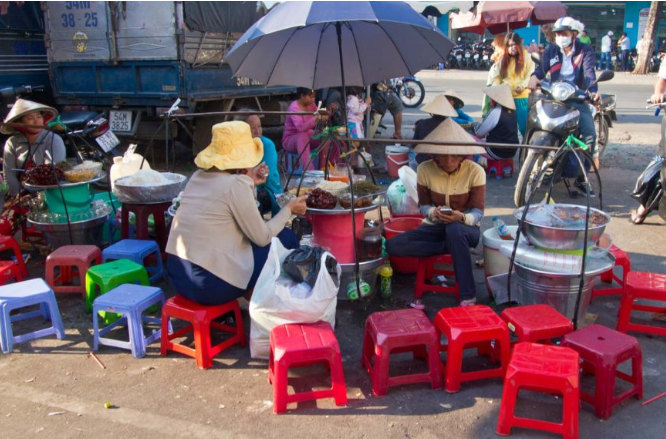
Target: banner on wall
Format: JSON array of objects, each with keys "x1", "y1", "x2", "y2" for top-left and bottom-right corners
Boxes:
[{"x1": 637, "y1": 7, "x2": 650, "y2": 41}]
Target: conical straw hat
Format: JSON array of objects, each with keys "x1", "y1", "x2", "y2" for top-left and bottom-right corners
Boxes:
[
  {"x1": 1, "y1": 99, "x2": 58, "y2": 134},
  {"x1": 420, "y1": 94, "x2": 457, "y2": 117},
  {"x1": 415, "y1": 118, "x2": 486, "y2": 155},
  {"x1": 443, "y1": 89, "x2": 465, "y2": 109},
  {"x1": 482, "y1": 84, "x2": 516, "y2": 110}
]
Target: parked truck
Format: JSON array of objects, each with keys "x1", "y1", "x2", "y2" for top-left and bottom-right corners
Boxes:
[{"x1": 43, "y1": 1, "x2": 294, "y2": 156}]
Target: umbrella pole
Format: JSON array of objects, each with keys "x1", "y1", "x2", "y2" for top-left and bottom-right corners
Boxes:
[{"x1": 336, "y1": 22, "x2": 362, "y2": 299}]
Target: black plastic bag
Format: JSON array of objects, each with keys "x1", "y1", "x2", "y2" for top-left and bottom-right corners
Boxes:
[
  {"x1": 282, "y1": 245, "x2": 338, "y2": 288},
  {"x1": 631, "y1": 156, "x2": 664, "y2": 211}
]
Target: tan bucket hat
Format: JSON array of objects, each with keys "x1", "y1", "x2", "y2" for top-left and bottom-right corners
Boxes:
[
  {"x1": 482, "y1": 84, "x2": 516, "y2": 110},
  {"x1": 1, "y1": 99, "x2": 58, "y2": 135},
  {"x1": 420, "y1": 94, "x2": 457, "y2": 117},
  {"x1": 443, "y1": 89, "x2": 465, "y2": 109},
  {"x1": 194, "y1": 121, "x2": 263, "y2": 171},
  {"x1": 415, "y1": 118, "x2": 486, "y2": 155}
]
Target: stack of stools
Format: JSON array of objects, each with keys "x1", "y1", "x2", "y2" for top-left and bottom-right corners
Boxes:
[
  {"x1": 433, "y1": 305, "x2": 511, "y2": 393},
  {"x1": 45, "y1": 245, "x2": 102, "y2": 296},
  {"x1": 562, "y1": 324, "x2": 643, "y2": 419},
  {"x1": 121, "y1": 202, "x2": 171, "y2": 255},
  {"x1": 500, "y1": 304, "x2": 574, "y2": 344},
  {"x1": 92, "y1": 284, "x2": 167, "y2": 358},
  {"x1": 362, "y1": 309, "x2": 441, "y2": 396},
  {"x1": 160, "y1": 295, "x2": 246, "y2": 369},
  {"x1": 102, "y1": 239, "x2": 163, "y2": 284},
  {"x1": 85, "y1": 259, "x2": 150, "y2": 326},
  {"x1": 0, "y1": 278, "x2": 65, "y2": 353},
  {"x1": 414, "y1": 254, "x2": 459, "y2": 300},
  {"x1": 269, "y1": 321, "x2": 347, "y2": 414},
  {"x1": 592, "y1": 244, "x2": 631, "y2": 300},
  {"x1": 496, "y1": 342, "x2": 580, "y2": 439},
  {"x1": 0, "y1": 235, "x2": 28, "y2": 278},
  {"x1": 617, "y1": 271, "x2": 666, "y2": 337}
]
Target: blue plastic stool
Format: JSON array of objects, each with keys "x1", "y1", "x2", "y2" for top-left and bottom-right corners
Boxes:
[
  {"x1": 0, "y1": 278, "x2": 65, "y2": 353},
  {"x1": 281, "y1": 150, "x2": 303, "y2": 176},
  {"x1": 102, "y1": 239, "x2": 163, "y2": 284},
  {"x1": 92, "y1": 284, "x2": 167, "y2": 358}
]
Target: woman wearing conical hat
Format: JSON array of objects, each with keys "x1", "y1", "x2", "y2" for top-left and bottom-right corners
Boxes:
[
  {"x1": 386, "y1": 119, "x2": 486, "y2": 307},
  {"x1": 475, "y1": 84, "x2": 519, "y2": 167},
  {"x1": 2, "y1": 99, "x2": 66, "y2": 196}
]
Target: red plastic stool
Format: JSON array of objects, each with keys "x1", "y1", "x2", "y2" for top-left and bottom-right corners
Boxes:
[
  {"x1": 0, "y1": 235, "x2": 28, "y2": 277},
  {"x1": 592, "y1": 245, "x2": 631, "y2": 299},
  {"x1": 617, "y1": 271, "x2": 666, "y2": 337},
  {"x1": 160, "y1": 295, "x2": 246, "y2": 369},
  {"x1": 415, "y1": 254, "x2": 459, "y2": 299},
  {"x1": 269, "y1": 321, "x2": 347, "y2": 414},
  {"x1": 0, "y1": 260, "x2": 22, "y2": 285},
  {"x1": 362, "y1": 309, "x2": 442, "y2": 396},
  {"x1": 45, "y1": 245, "x2": 102, "y2": 296},
  {"x1": 121, "y1": 202, "x2": 170, "y2": 255},
  {"x1": 561, "y1": 324, "x2": 642, "y2": 419},
  {"x1": 496, "y1": 342, "x2": 580, "y2": 439},
  {"x1": 500, "y1": 304, "x2": 574, "y2": 344},
  {"x1": 486, "y1": 157, "x2": 514, "y2": 180},
  {"x1": 433, "y1": 305, "x2": 511, "y2": 393}
]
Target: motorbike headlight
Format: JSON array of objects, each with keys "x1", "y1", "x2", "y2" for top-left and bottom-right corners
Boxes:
[{"x1": 551, "y1": 82, "x2": 576, "y2": 102}]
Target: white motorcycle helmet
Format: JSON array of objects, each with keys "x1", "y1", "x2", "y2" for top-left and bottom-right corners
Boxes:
[{"x1": 552, "y1": 17, "x2": 580, "y2": 34}]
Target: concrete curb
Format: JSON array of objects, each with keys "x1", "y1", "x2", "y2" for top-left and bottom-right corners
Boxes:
[{"x1": 416, "y1": 69, "x2": 658, "y2": 85}]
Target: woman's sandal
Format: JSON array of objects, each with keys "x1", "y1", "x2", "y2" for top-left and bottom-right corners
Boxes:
[{"x1": 630, "y1": 209, "x2": 647, "y2": 225}]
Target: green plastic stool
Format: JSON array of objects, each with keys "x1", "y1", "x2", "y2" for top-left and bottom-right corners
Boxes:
[{"x1": 85, "y1": 259, "x2": 150, "y2": 323}]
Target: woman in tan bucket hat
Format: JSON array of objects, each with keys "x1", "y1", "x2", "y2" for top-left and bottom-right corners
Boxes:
[
  {"x1": 2, "y1": 99, "x2": 66, "y2": 196},
  {"x1": 386, "y1": 118, "x2": 486, "y2": 307},
  {"x1": 166, "y1": 121, "x2": 307, "y2": 305}
]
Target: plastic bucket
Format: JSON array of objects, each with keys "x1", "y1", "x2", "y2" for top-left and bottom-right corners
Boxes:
[
  {"x1": 482, "y1": 225, "x2": 519, "y2": 280},
  {"x1": 44, "y1": 184, "x2": 94, "y2": 214},
  {"x1": 384, "y1": 216, "x2": 423, "y2": 274},
  {"x1": 385, "y1": 145, "x2": 410, "y2": 179}
]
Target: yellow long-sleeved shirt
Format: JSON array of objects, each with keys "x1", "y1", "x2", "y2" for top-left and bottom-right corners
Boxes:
[{"x1": 489, "y1": 49, "x2": 535, "y2": 99}]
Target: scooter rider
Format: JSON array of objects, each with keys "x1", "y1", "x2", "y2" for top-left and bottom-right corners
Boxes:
[{"x1": 528, "y1": 16, "x2": 599, "y2": 193}]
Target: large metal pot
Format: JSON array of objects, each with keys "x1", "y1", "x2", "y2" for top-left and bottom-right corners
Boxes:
[
  {"x1": 113, "y1": 172, "x2": 187, "y2": 204},
  {"x1": 513, "y1": 248, "x2": 614, "y2": 322},
  {"x1": 514, "y1": 203, "x2": 610, "y2": 250}
]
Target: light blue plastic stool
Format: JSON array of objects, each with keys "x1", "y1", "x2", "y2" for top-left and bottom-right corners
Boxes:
[
  {"x1": 0, "y1": 278, "x2": 65, "y2": 353},
  {"x1": 92, "y1": 283, "x2": 168, "y2": 358},
  {"x1": 102, "y1": 239, "x2": 163, "y2": 284}
]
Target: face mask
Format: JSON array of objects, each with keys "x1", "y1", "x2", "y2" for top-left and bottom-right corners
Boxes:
[{"x1": 556, "y1": 35, "x2": 572, "y2": 50}]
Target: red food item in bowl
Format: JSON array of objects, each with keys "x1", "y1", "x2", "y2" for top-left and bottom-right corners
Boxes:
[{"x1": 306, "y1": 188, "x2": 337, "y2": 209}]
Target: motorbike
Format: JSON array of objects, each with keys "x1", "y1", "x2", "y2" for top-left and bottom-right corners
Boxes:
[
  {"x1": 513, "y1": 69, "x2": 615, "y2": 207},
  {"x1": 593, "y1": 93, "x2": 617, "y2": 162},
  {"x1": 631, "y1": 101, "x2": 666, "y2": 223},
  {"x1": 391, "y1": 76, "x2": 425, "y2": 108},
  {"x1": 0, "y1": 84, "x2": 121, "y2": 189}
]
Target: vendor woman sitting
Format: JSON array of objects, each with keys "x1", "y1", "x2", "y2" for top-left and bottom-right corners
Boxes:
[
  {"x1": 166, "y1": 121, "x2": 307, "y2": 306},
  {"x1": 386, "y1": 118, "x2": 486, "y2": 306}
]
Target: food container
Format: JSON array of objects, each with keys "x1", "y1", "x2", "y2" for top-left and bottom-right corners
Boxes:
[
  {"x1": 513, "y1": 203, "x2": 610, "y2": 250},
  {"x1": 355, "y1": 226, "x2": 383, "y2": 261},
  {"x1": 113, "y1": 172, "x2": 187, "y2": 204},
  {"x1": 338, "y1": 193, "x2": 376, "y2": 209},
  {"x1": 63, "y1": 161, "x2": 103, "y2": 183}
]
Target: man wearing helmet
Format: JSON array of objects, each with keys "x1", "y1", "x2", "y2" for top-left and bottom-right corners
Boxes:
[{"x1": 528, "y1": 16, "x2": 599, "y2": 191}]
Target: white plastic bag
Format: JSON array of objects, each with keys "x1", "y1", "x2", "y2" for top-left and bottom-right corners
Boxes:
[{"x1": 249, "y1": 237, "x2": 341, "y2": 359}]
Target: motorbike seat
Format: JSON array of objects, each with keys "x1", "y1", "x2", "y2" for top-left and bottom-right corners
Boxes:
[{"x1": 57, "y1": 111, "x2": 98, "y2": 130}]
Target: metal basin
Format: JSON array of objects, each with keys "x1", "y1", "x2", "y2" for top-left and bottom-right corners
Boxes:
[
  {"x1": 28, "y1": 212, "x2": 109, "y2": 248},
  {"x1": 514, "y1": 203, "x2": 610, "y2": 250},
  {"x1": 113, "y1": 172, "x2": 187, "y2": 204}
]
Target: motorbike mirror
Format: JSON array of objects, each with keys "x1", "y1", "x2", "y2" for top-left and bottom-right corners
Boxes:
[{"x1": 596, "y1": 70, "x2": 615, "y2": 83}]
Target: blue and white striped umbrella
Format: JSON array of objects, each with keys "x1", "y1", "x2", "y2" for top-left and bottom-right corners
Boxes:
[{"x1": 224, "y1": 1, "x2": 454, "y2": 88}]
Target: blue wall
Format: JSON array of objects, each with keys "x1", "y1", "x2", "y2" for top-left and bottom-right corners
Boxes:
[
  {"x1": 514, "y1": 22, "x2": 540, "y2": 46},
  {"x1": 623, "y1": 1, "x2": 651, "y2": 49},
  {"x1": 438, "y1": 13, "x2": 449, "y2": 37}
]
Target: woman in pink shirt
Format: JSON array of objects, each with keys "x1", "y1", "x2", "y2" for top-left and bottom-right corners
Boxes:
[{"x1": 282, "y1": 88, "x2": 321, "y2": 170}]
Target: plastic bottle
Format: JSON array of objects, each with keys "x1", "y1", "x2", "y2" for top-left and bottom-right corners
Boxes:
[
  {"x1": 492, "y1": 216, "x2": 512, "y2": 240},
  {"x1": 379, "y1": 262, "x2": 393, "y2": 299},
  {"x1": 109, "y1": 144, "x2": 151, "y2": 190}
]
